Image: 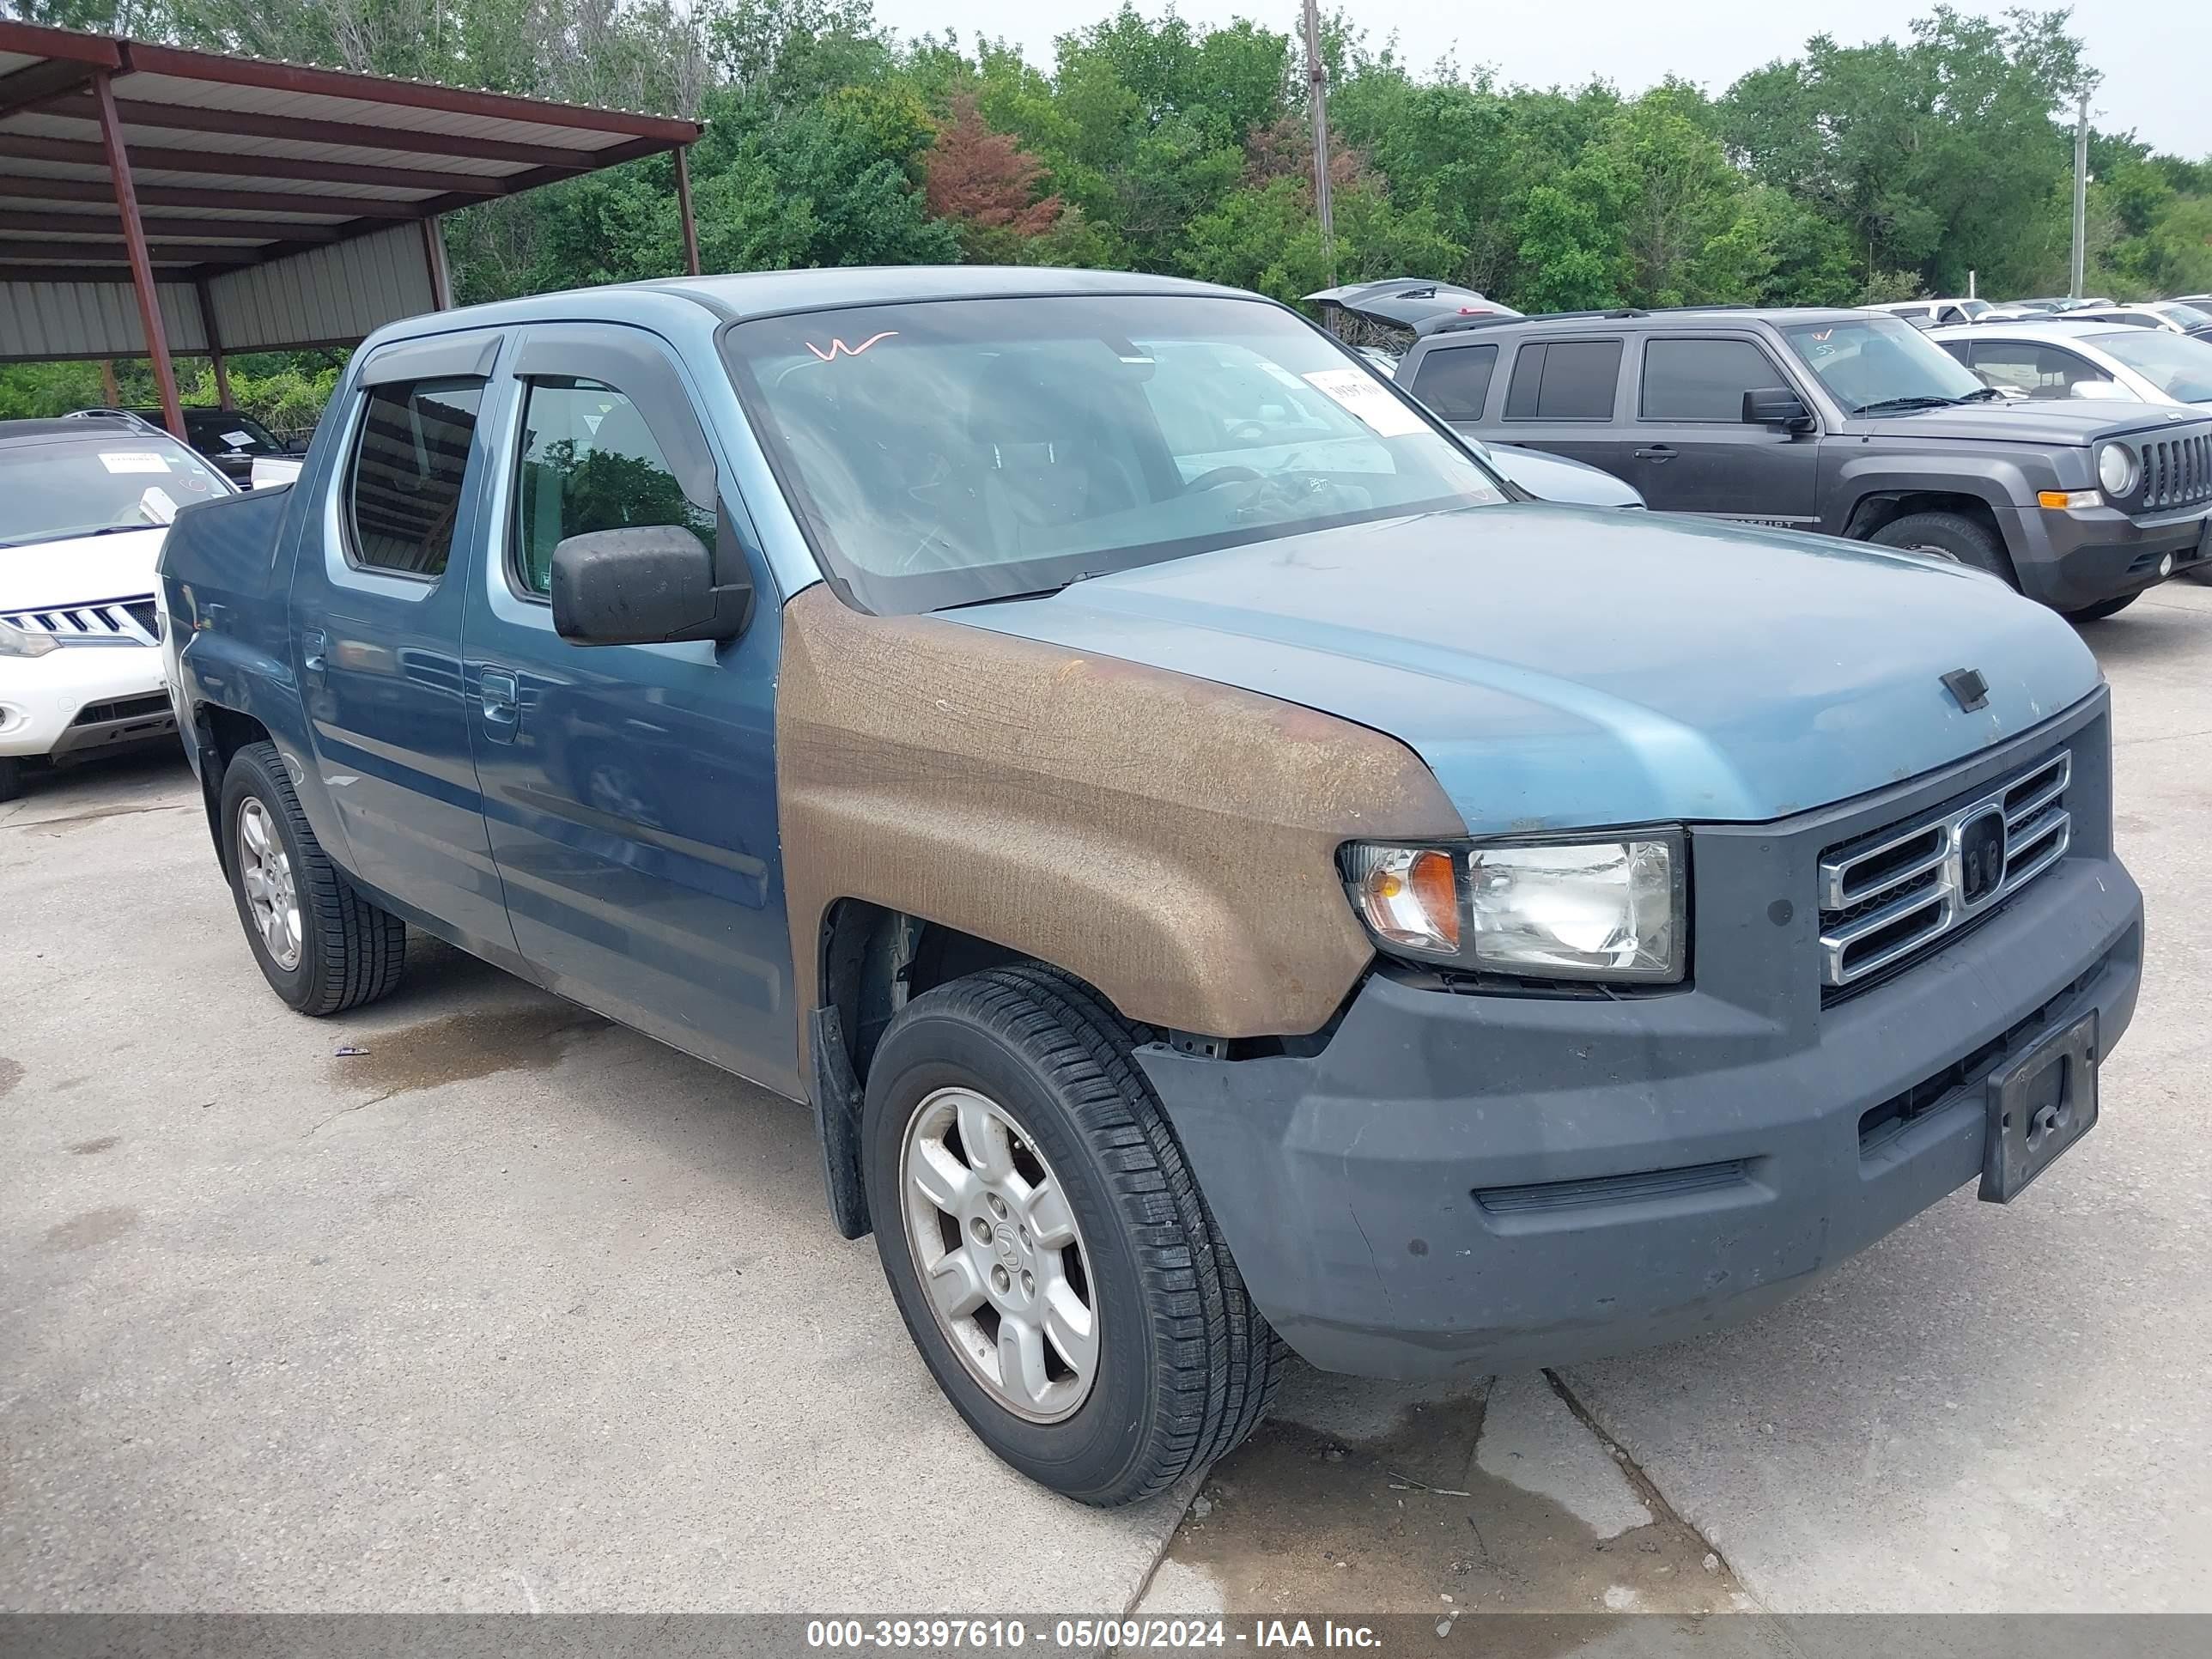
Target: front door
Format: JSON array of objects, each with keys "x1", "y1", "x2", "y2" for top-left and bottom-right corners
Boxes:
[
  {"x1": 1623, "y1": 336, "x2": 1822, "y2": 528},
  {"x1": 459, "y1": 324, "x2": 792, "y2": 1091},
  {"x1": 288, "y1": 331, "x2": 520, "y2": 963}
]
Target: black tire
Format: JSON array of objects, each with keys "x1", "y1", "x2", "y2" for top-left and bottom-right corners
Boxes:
[
  {"x1": 0, "y1": 756, "x2": 21, "y2": 804},
  {"x1": 1865, "y1": 510, "x2": 2015, "y2": 585},
  {"x1": 2061, "y1": 592, "x2": 2140, "y2": 623},
  {"x1": 218, "y1": 741, "x2": 405, "y2": 1015},
  {"x1": 862, "y1": 964, "x2": 1283, "y2": 1506}
]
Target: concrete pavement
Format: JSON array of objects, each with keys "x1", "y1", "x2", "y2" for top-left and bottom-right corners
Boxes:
[{"x1": 0, "y1": 757, "x2": 1184, "y2": 1610}]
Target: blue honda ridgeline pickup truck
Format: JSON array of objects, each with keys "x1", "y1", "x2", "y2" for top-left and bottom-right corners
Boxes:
[{"x1": 159, "y1": 270, "x2": 2142, "y2": 1506}]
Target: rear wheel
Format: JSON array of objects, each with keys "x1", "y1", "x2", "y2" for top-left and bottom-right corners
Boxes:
[
  {"x1": 219, "y1": 741, "x2": 406, "y2": 1015},
  {"x1": 2061, "y1": 592, "x2": 2140, "y2": 623},
  {"x1": 863, "y1": 964, "x2": 1282, "y2": 1506},
  {"x1": 1865, "y1": 510, "x2": 2014, "y2": 584}
]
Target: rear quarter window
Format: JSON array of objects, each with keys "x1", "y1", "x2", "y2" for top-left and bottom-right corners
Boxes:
[{"x1": 1408, "y1": 343, "x2": 1499, "y2": 421}]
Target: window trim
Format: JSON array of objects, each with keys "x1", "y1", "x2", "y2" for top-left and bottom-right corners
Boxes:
[
  {"x1": 1500, "y1": 337, "x2": 1625, "y2": 422},
  {"x1": 1635, "y1": 334, "x2": 1796, "y2": 425},
  {"x1": 337, "y1": 374, "x2": 489, "y2": 586}
]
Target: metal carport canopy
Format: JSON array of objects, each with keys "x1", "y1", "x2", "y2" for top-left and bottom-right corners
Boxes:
[{"x1": 0, "y1": 20, "x2": 703, "y2": 436}]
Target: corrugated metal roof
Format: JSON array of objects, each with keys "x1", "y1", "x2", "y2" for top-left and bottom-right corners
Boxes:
[{"x1": 0, "y1": 19, "x2": 700, "y2": 364}]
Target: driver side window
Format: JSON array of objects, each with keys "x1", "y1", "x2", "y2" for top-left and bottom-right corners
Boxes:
[{"x1": 510, "y1": 378, "x2": 716, "y2": 598}]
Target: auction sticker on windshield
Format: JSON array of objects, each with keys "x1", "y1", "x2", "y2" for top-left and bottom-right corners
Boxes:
[
  {"x1": 1302, "y1": 368, "x2": 1428, "y2": 437},
  {"x1": 97, "y1": 451, "x2": 171, "y2": 474}
]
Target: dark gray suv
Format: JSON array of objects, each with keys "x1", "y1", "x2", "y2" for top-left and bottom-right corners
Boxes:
[{"x1": 1398, "y1": 306, "x2": 2212, "y2": 620}]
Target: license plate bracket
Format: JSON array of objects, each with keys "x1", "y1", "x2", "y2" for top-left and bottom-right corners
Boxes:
[{"x1": 1979, "y1": 1012, "x2": 2099, "y2": 1204}]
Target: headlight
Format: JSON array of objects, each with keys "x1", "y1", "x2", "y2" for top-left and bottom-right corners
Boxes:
[
  {"x1": 1345, "y1": 834, "x2": 1686, "y2": 983},
  {"x1": 2096, "y1": 441, "x2": 2140, "y2": 497},
  {"x1": 0, "y1": 621, "x2": 58, "y2": 659}
]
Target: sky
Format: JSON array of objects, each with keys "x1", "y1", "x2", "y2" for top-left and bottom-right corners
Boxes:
[{"x1": 868, "y1": 0, "x2": 2212, "y2": 161}]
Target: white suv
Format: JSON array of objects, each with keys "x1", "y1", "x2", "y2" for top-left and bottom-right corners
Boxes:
[{"x1": 0, "y1": 417, "x2": 234, "y2": 800}]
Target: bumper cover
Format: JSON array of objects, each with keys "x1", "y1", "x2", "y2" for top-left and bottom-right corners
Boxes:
[
  {"x1": 0, "y1": 646, "x2": 172, "y2": 760},
  {"x1": 1136, "y1": 698, "x2": 2142, "y2": 1379},
  {"x1": 2000, "y1": 501, "x2": 2210, "y2": 611}
]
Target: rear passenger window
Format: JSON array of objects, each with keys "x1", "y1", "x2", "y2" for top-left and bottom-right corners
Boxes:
[
  {"x1": 512, "y1": 378, "x2": 717, "y2": 598},
  {"x1": 1640, "y1": 339, "x2": 1785, "y2": 421},
  {"x1": 1409, "y1": 343, "x2": 1498, "y2": 420},
  {"x1": 1503, "y1": 340, "x2": 1620, "y2": 421},
  {"x1": 343, "y1": 379, "x2": 483, "y2": 578}
]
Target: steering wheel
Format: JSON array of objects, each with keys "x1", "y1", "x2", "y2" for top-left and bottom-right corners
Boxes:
[{"x1": 1182, "y1": 465, "x2": 1264, "y2": 494}]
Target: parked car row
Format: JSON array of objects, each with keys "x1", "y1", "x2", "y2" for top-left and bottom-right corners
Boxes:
[{"x1": 1329, "y1": 295, "x2": 2212, "y2": 620}]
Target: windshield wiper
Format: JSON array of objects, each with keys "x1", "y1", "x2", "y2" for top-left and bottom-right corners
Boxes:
[
  {"x1": 1956, "y1": 386, "x2": 2008, "y2": 403},
  {"x1": 935, "y1": 571, "x2": 1109, "y2": 612},
  {"x1": 1850, "y1": 395, "x2": 1959, "y2": 416}
]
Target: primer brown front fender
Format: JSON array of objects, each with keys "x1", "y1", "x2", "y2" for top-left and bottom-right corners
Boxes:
[{"x1": 776, "y1": 584, "x2": 1466, "y2": 1052}]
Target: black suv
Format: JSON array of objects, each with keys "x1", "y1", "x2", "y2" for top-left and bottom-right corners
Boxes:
[
  {"x1": 69, "y1": 406, "x2": 299, "y2": 488},
  {"x1": 1394, "y1": 306, "x2": 2212, "y2": 620}
]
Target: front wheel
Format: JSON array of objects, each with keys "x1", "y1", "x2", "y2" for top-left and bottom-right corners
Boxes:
[
  {"x1": 1864, "y1": 509, "x2": 2015, "y2": 585},
  {"x1": 862, "y1": 965, "x2": 1282, "y2": 1506},
  {"x1": 219, "y1": 741, "x2": 407, "y2": 1015},
  {"x1": 2062, "y1": 592, "x2": 2140, "y2": 623}
]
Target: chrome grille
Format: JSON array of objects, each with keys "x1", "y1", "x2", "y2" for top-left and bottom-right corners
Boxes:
[
  {"x1": 1819, "y1": 750, "x2": 2071, "y2": 992},
  {"x1": 2141, "y1": 430, "x2": 2212, "y2": 511},
  {"x1": 0, "y1": 594, "x2": 160, "y2": 647}
]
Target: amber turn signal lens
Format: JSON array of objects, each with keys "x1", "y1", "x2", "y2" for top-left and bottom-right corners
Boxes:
[{"x1": 1347, "y1": 846, "x2": 1462, "y2": 954}]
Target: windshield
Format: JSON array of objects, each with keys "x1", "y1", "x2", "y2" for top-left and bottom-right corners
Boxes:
[
  {"x1": 2087, "y1": 329, "x2": 2212, "y2": 403},
  {"x1": 722, "y1": 294, "x2": 1507, "y2": 614},
  {"x1": 2151, "y1": 302, "x2": 2211, "y2": 331},
  {"x1": 195, "y1": 413, "x2": 283, "y2": 453},
  {"x1": 0, "y1": 434, "x2": 228, "y2": 549},
  {"x1": 1781, "y1": 315, "x2": 1990, "y2": 414}
]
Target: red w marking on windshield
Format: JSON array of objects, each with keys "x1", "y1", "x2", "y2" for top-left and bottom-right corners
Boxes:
[{"x1": 805, "y1": 331, "x2": 898, "y2": 361}]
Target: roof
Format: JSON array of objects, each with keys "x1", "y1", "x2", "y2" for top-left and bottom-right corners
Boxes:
[
  {"x1": 1416, "y1": 305, "x2": 1871, "y2": 344},
  {"x1": 0, "y1": 414, "x2": 167, "y2": 444},
  {"x1": 357, "y1": 264, "x2": 1251, "y2": 343},
  {"x1": 1927, "y1": 320, "x2": 2124, "y2": 341},
  {"x1": 0, "y1": 21, "x2": 698, "y2": 284}
]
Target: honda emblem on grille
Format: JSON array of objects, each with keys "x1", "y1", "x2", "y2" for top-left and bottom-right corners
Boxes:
[
  {"x1": 1942, "y1": 668, "x2": 1989, "y2": 712},
  {"x1": 1957, "y1": 809, "x2": 2008, "y2": 906}
]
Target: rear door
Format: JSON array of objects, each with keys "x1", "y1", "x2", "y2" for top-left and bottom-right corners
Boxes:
[
  {"x1": 459, "y1": 322, "x2": 791, "y2": 1087},
  {"x1": 1621, "y1": 335, "x2": 1821, "y2": 526},
  {"x1": 288, "y1": 331, "x2": 519, "y2": 963},
  {"x1": 1491, "y1": 336, "x2": 1631, "y2": 479}
]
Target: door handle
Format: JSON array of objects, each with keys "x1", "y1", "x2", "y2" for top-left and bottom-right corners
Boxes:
[
  {"x1": 479, "y1": 668, "x2": 520, "y2": 727},
  {"x1": 301, "y1": 627, "x2": 327, "y2": 673},
  {"x1": 1633, "y1": 446, "x2": 1678, "y2": 461}
]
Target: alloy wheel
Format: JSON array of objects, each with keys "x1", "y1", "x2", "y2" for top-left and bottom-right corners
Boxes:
[
  {"x1": 900, "y1": 1085, "x2": 1100, "y2": 1423},
  {"x1": 237, "y1": 798, "x2": 301, "y2": 971}
]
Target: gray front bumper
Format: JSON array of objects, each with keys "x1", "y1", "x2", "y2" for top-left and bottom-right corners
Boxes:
[
  {"x1": 2001, "y1": 501, "x2": 2210, "y2": 611},
  {"x1": 1137, "y1": 695, "x2": 2142, "y2": 1379}
]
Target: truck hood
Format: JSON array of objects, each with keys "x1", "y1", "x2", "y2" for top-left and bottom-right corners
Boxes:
[
  {"x1": 0, "y1": 527, "x2": 167, "y2": 611},
  {"x1": 1851, "y1": 398, "x2": 2212, "y2": 446},
  {"x1": 945, "y1": 505, "x2": 2101, "y2": 834}
]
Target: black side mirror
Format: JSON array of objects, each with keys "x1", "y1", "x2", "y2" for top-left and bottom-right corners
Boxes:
[
  {"x1": 550, "y1": 523, "x2": 753, "y2": 646},
  {"x1": 288, "y1": 437, "x2": 311, "y2": 454},
  {"x1": 1743, "y1": 387, "x2": 1814, "y2": 432}
]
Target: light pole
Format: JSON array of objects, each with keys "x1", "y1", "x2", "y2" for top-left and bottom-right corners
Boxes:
[
  {"x1": 2069, "y1": 87, "x2": 2088, "y2": 301},
  {"x1": 1302, "y1": 0, "x2": 1334, "y2": 288}
]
